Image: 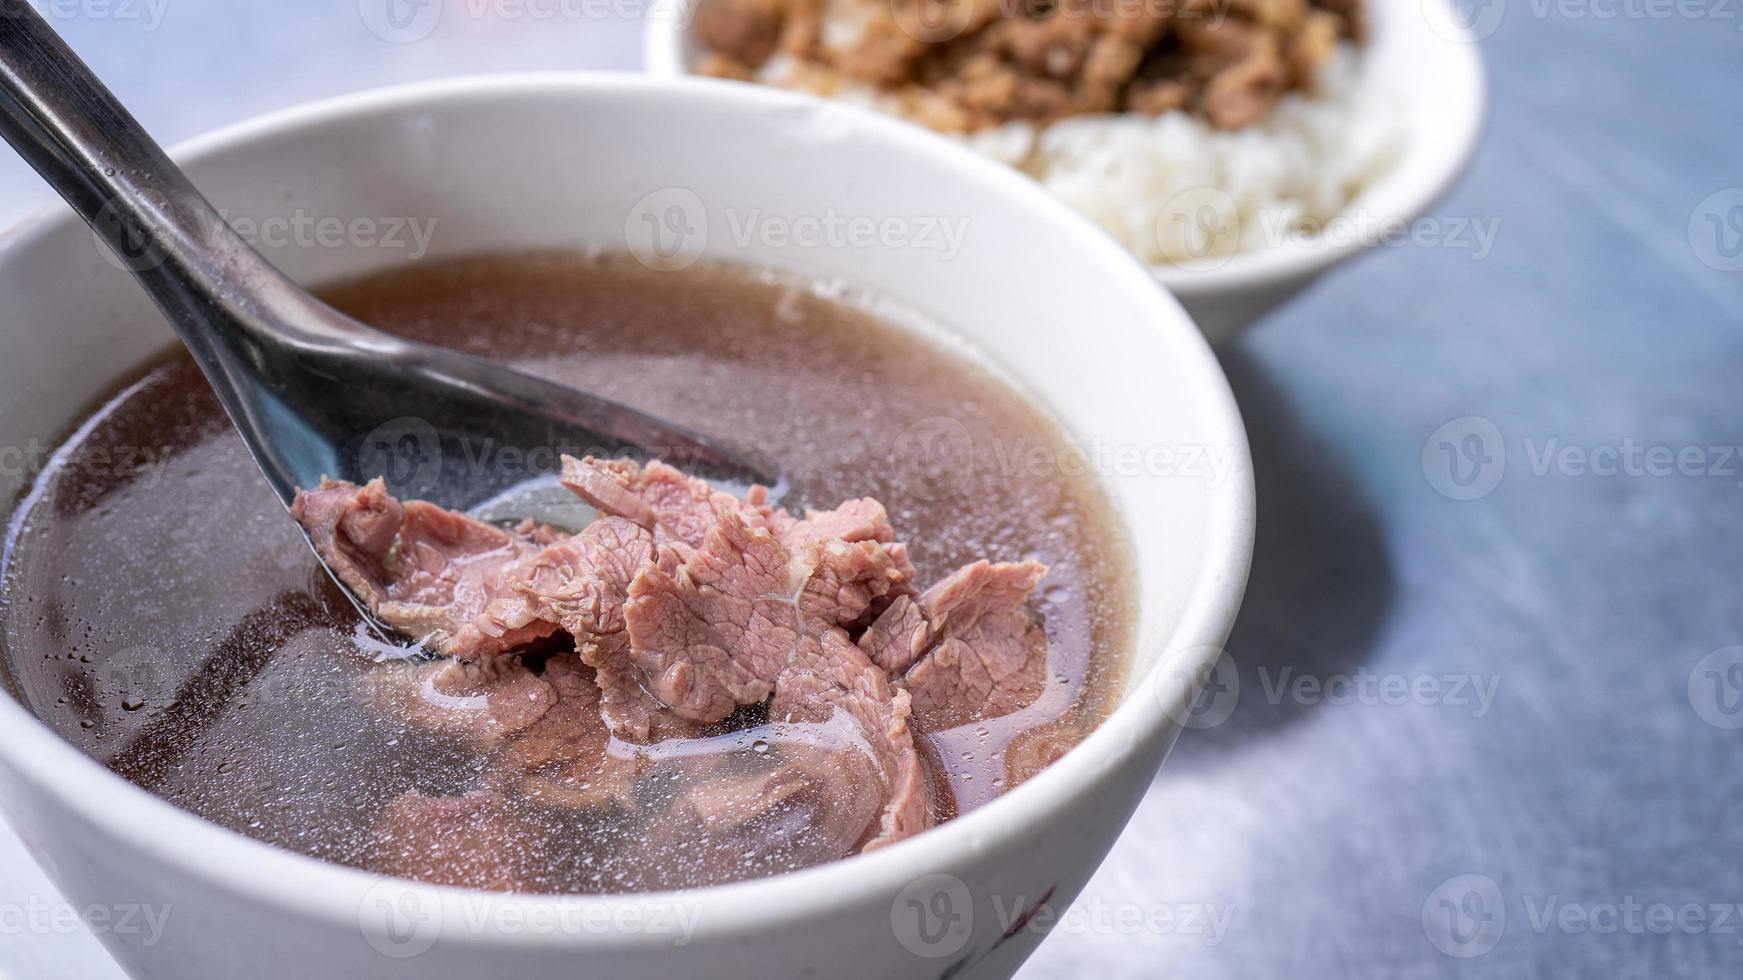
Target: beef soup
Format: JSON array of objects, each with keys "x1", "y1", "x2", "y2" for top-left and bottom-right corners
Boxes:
[{"x1": 0, "y1": 252, "x2": 1134, "y2": 894}]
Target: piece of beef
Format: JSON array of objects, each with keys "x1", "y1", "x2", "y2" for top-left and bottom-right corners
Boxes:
[
  {"x1": 682, "y1": 765, "x2": 813, "y2": 833},
  {"x1": 491, "y1": 655, "x2": 642, "y2": 815},
  {"x1": 369, "y1": 652, "x2": 641, "y2": 817},
  {"x1": 858, "y1": 593, "x2": 933, "y2": 673},
  {"x1": 862, "y1": 559, "x2": 1051, "y2": 731},
  {"x1": 622, "y1": 507, "x2": 788, "y2": 722},
  {"x1": 318, "y1": 454, "x2": 1058, "y2": 858},
  {"x1": 768, "y1": 494, "x2": 919, "y2": 630},
  {"x1": 597, "y1": 465, "x2": 934, "y2": 846},
  {"x1": 366, "y1": 655, "x2": 557, "y2": 752},
  {"x1": 1001, "y1": 717, "x2": 1081, "y2": 788},
  {"x1": 620, "y1": 501, "x2": 916, "y2": 723},
  {"x1": 290, "y1": 478, "x2": 551, "y2": 654},
  {"x1": 561, "y1": 455, "x2": 781, "y2": 549},
  {"x1": 768, "y1": 640, "x2": 933, "y2": 849},
  {"x1": 462, "y1": 516, "x2": 698, "y2": 741},
  {"x1": 835, "y1": 0, "x2": 1005, "y2": 86},
  {"x1": 664, "y1": 714, "x2": 891, "y2": 866}
]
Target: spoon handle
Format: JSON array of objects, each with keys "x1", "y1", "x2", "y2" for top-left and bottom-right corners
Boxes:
[
  {"x1": 0, "y1": 2, "x2": 370, "y2": 353},
  {"x1": 0, "y1": 1, "x2": 783, "y2": 516},
  {"x1": 0, "y1": 1, "x2": 421, "y2": 506}
]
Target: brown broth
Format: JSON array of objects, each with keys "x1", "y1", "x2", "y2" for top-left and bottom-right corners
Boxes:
[{"x1": 0, "y1": 252, "x2": 1134, "y2": 893}]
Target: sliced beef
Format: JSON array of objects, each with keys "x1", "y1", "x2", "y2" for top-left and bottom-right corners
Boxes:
[
  {"x1": 307, "y1": 452, "x2": 1057, "y2": 861},
  {"x1": 620, "y1": 505, "x2": 915, "y2": 720},
  {"x1": 622, "y1": 506, "x2": 788, "y2": 721},
  {"x1": 863, "y1": 559, "x2": 1051, "y2": 731},
  {"x1": 290, "y1": 478, "x2": 549, "y2": 653},
  {"x1": 661, "y1": 715, "x2": 892, "y2": 869},
  {"x1": 561, "y1": 455, "x2": 781, "y2": 548},
  {"x1": 367, "y1": 655, "x2": 556, "y2": 752},
  {"x1": 1002, "y1": 717, "x2": 1082, "y2": 788},
  {"x1": 858, "y1": 593, "x2": 930, "y2": 673},
  {"x1": 609, "y1": 475, "x2": 935, "y2": 845},
  {"x1": 682, "y1": 765, "x2": 814, "y2": 833},
  {"x1": 491, "y1": 655, "x2": 642, "y2": 816},
  {"x1": 769, "y1": 641, "x2": 933, "y2": 850},
  {"x1": 465, "y1": 517, "x2": 696, "y2": 741}
]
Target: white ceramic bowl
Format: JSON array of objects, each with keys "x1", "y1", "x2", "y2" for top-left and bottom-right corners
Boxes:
[
  {"x1": 643, "y1": 0, "x2": 1487, "y2": 340},
  {"x1": 0, "y1": 75, "x2": 1253, "y2": 980}
]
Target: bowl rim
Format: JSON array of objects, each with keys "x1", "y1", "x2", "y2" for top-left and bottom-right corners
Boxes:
[
  {"x1": 0, "y1": 72, "x2": 1254, "y2": 947},
  {"x1": 641, "y1": 0, "x2": 1489, "y2": 297}
]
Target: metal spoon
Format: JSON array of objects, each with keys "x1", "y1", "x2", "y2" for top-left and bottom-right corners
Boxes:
[{"x1": 0, "y1": 4, "x2": 781, "y2": 627}]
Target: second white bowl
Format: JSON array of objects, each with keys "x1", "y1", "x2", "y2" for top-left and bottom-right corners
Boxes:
[{"x1": 644, "y1": 0, "x2": 1486, "y2": 340}]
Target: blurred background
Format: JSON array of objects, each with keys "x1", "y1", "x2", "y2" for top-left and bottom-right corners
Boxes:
[{"x1": 0, "y1": 1, "x2": 1739, "y2": 978}]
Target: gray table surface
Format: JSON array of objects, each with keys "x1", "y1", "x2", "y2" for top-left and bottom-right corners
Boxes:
[{"x1": 1, "y1": 2, "x2": 1738, "y2": 978}]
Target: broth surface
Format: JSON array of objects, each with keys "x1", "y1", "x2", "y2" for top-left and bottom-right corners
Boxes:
[{"x1": 1, "y1": 253, "x2": 1134, "y2": 893}]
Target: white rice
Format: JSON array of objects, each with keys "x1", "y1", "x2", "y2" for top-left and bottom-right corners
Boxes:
[{"x1": 763, "y1": 47, "x2": 1404, "y2": 266}]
